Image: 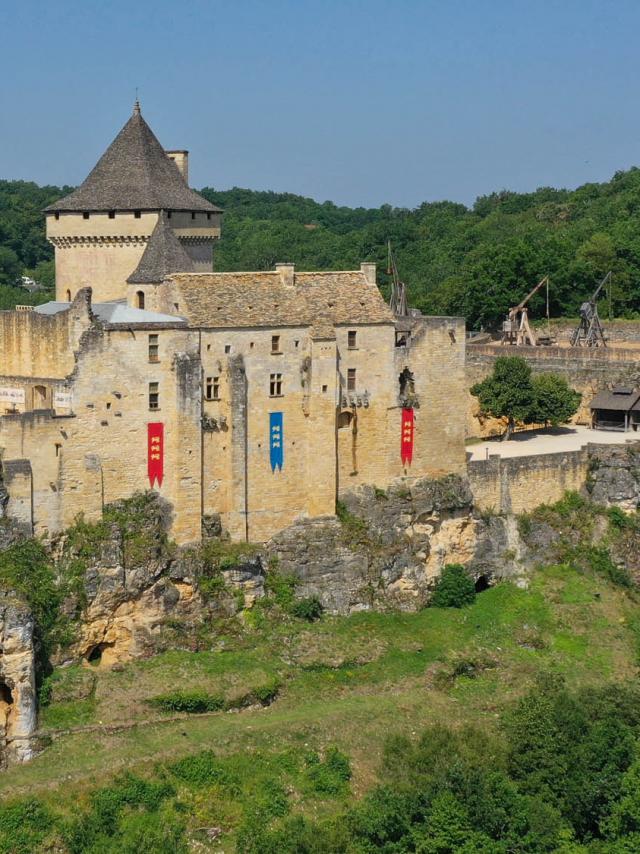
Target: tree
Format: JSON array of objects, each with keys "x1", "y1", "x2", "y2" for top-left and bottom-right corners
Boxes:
[
  {"x1": 431, "y1": 564, "x2": 476, "y2": 608},
  {"x1": 530, "y1": 374, "x2": 581, "y2": 427},
  {"x1": 471, "y1": 356, "x2": 535, "y2": 440}
]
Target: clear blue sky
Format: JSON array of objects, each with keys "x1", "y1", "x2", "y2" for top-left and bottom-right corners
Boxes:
[{"x1": 2, "y1": 0, "x2": 640, "y2": 208}]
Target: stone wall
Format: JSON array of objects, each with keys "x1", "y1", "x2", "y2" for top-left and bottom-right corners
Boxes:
[
  {"x1": 468, "y1": 449, "x2": 590, "y2": 514},
  {"x1": 542, "y1": 320, "x2": 640, "y2": 344},
  {"x1": 466, "y1": 343, "x2": 640, "y2": 437}
]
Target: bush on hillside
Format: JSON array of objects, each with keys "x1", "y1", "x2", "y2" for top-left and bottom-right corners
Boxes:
[{"x1": 431, "y1": 564, "x2": 476, "y2": 608}]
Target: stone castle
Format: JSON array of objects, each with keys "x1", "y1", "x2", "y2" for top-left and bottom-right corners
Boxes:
[{"x1": 0, "y1": 104, "x2": 466, "y2": 544}]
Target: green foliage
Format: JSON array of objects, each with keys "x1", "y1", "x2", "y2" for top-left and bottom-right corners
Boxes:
[
  {"x1": 431, "y1": 563, "x2": 477, "y2": 608},
  {"x1": 530, "y1": 374, "x2": 581, "y2": 426},
  {"x1": 0, "y1": 798, "x2": 54, "y2": 854},
  {"x1": 264, "y1": 569, "x2": 297, "y2": 609},
  {"x1": 168, "y1": 750, "x2": 241, "y2": 791},
  {"x1": 291, "y1": 596, "x2": 324, "y2": 621},
  {"x1": 336, "y1": 499, "x2": 370, "y2": 546},
  {"x1": 148, "y1": 690, "x2": 225, "y2": 713},
  {"x1": 304, "y1": 747, "x2": 352, "y2": 796},
  {"x1": 471, "y1": 356, "x2": 535, "y2": 436}
]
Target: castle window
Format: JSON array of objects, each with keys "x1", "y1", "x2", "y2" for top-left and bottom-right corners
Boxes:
[
  {"x1": 322, "y1": 384, "x2": 328, "y2": 393},
  {"x1": 224, "y1": 344, "x2": 231, "y2": 354},
  {"x1": 148, "y1": 382, "x2": 159, "y2": 411},
  {"x1": 294, "y1": 339, "x2": 299, "y2": 348},
  {"x1": 148, "y1": 334, "x2": 159, "y2": 362},
  {"x1": 348, "y1": 330, "x2": 357, "y2": 349},
  {"x1": 55, "y1": 443, "x2": 62, "y2": 457},
  {"x1": 347, "y1": 368, "x2": 356, "y2": 392},
  {"x1": 205, "y1": 376, "x2": 220, "y2": 401},
  {"x1": 65, "y1": 290, "x2": 71, "y2": 302},
  {"x1": 83, "y1": 212, "x2": 90, "y2": 220},
  {"x1": 134, "y1": 210, "x2": 141, "y2": 219},
  {"x1": 191, "y1": 212, "x2": 196, "y2": 220},
  {"x1": 270, "y1": 373, "x2": 283, "y2": 397},
  {"x1": 108, "y1": 210, "x2": 115, "y2": 219},
  {"x1": 136, "y1": 291, "x2": 145, "y2": 309},
  {"x1": 207, "y1": 212, "x2": 212, "y2": 220},
  {"x1": 54, "y1": 212, "x2": 60, "y2": 220},
  {"x1": 271, "y1": 334, "x2": 281, "y2": 354},
  {"x1": 167, "y1": 211, "x2": 172, "y2": 219}
]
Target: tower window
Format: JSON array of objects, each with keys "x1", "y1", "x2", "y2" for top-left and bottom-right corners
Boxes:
[
  {"x1": 348, "y1": 330, "x2": 357, "y2": 349},
  {"x1": 270, "y1": 373, "x2": 283, "y2": 397},
  {"x1": 54, "y1": 212, "x2": 60, "y2": 220},
  {"x1": 205, "y1": 376, "x2": 220, "y2": 401},
  {"x1": 134, "y1": 210, "x2": 141, "y2": 219},
  {"x1": 148, "y1": 334, "x2": 159, "y2": 362},
  {"x1": 207, "y1": 212, "x2": 212, "y2": 220},
  {"x1": 65, "y1": 290, "x2": 71, "y2": 302},
  {"x1": 224, "y1": 344, "x2": 231, "y2": 354},
  {"x1": 191, "y1": 212, "x2": 196, "y2": 220},
  {"x1": 347, "y1": 368, "x2": 356, "y2": 391},
  {"x1": 149, "y1": 382, "x2": 159, "y2": 411},
  {"x1": 136, "y1": 291, "x2": 145, "y2": 309},
  {"x1": 108, "y1": 210, "x2": 115, "y2": 219},
  {"x1": 271, "y1": 334, "x2": 281, "y2": 353},
  {"x1": 167, "y1": 210, "x2": 172, "y2": 219},
  {"x1": 83, "y1": 212, "x2": 90, "y2": 220}
]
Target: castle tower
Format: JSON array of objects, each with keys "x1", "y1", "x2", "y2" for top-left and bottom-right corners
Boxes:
[{"x1": 45, "y1": 102, "x2": 222, "y2": 303}]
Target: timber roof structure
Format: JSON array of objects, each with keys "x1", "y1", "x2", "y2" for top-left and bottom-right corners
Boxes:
[
  {"x1": 45, "y1": 105, "x2": 220, "y2": 214},
  {"x1": 127, "y1": 215, "x2": 195, "y2": 283},
  {"x1": 171, "y1": 270, "x2": 395, "y2": 329},
  {"x1": 589, "y1": 386, "x2": 640, "y2": 412}
]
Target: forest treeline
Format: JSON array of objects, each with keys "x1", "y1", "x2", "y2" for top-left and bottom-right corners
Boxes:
[{"x1": 3, "y1": 166, "x2": 640, "y2": 326}]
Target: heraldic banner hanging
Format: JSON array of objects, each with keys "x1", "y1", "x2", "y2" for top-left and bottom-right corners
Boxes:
[
  {"x1": 269, "y1": 412, "x2": 283, "y2": 472},
  {"x1": 401, "y1": 407, "x2": 414, "y2": 466},
  {"x1": 148, "y1": 423, "x2": 164, "y2": 487}
]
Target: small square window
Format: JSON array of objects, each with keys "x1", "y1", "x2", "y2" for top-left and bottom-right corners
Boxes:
[
  {"x1": 271, "y1": 335, "x2": 281, "y2": 353},
  {"x1": 83, "y1": 212, "x2": 90, "y2": 220},
  {"x1": 322, "y1": 384, "x2": 328, "y2": 393},
  {"x1": 224, "y1": 344, "x2": 231, "y2": 354},
  {"x1": 269, "y1": 373, "x2": 283, "y2": 397},
  {"x1": 148, "y1": 334, "x2": 159, "y2": 362},
  {"x1": 149, "y1": 382, "x2": 159, "y2": 410},
  {"x1": 54, "y1": 212, "x2": 60, "y2": 220},
  {"x1": 347, "y1": 368, "x2": 356, "y2": 392},
  {"x1": 205, "y1": 376, "x2": 220, "y2": 401},
  {"x1": 108, "y1": 210, "x2": 115, "y2": 219},
  {"x1": 134, "y1": 210, "x2": 142, "y2": 219},
  {"x1": 348, "y1": 330, "x2": 357, "y2": 349}
]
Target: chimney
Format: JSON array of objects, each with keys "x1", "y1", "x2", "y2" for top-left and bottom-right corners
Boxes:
[
  {"x1": 275, "y1": 263, "x2": 295, "y2": 287},
  {"x1": 360, "y1": 262, "x2": 376, "y2": 285},
  {"x1": 166, "y1": 150, "x2": 189, "y2": 183}
]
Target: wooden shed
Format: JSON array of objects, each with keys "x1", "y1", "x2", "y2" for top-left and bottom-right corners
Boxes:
[{"x1": 590, "y1": 386, "x2": 640, "y2": 432}]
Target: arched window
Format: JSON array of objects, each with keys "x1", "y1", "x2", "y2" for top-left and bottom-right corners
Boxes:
[
  {"x1": 136, "y1": 291, "x2": 145, "y2": 309},
  {"x1": 65, "y1": 289, "x2": 71, "y2": 302}
]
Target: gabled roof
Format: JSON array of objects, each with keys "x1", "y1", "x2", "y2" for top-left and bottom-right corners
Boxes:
[
  {"x1": 127, "y1": 214, "x2": 195, "y2": 284},
  {"x1": 45, "y1": 106, "x2": 220, "y2": 213},
  {"x1": 590, "y1": 387, "x2": 640, "y2": 412},
  {"x1": 171, "y1": 269, "x2": 395, "y2": 329}
]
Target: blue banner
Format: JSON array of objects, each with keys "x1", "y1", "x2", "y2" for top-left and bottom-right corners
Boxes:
[{"x1": 269, "y1": 412, "x2": 284, "y2": 472}]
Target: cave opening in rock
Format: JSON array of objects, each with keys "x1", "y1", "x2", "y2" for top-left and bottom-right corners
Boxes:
[
  {"x1": 86, "y1": 643, "x2": 112, "y2": 665},
  {"x1": 0, "y1": 683, "x2": 13, "y2": 705},
  {"x1": 475, "y1": 575, "x2": 491, "y2": 593}
]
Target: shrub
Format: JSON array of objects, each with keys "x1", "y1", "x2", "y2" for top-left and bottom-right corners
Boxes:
[
  {"x1": 291, "y1": 596, "x2": 324, "y2": 622},
  {"x1": 431, "y1": 564, "x2": 476, "y2": 608},
  {"x1": 168, "y1": 750, "x2": 240, "y2": 791},
  {"x1": 148, "y1": 690, "x2": 224, "y2": 713},
  {"x1": 305, "y1": 747, "x2": 352, "y2": 795},
  {"x1": 265, "y1": 570, "x2": 297, "y2": 609},
  {"x1": 0, "y1": 799, "x2": 54, "y2": 854}
]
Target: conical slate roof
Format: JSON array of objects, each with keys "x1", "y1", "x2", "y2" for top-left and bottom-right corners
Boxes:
[
  {"x1": 46, "y1": 105, "x2": 220, "y2": 213},
  {"x1": 127, "y1": 214, "x2": 196, "y2": 284}
]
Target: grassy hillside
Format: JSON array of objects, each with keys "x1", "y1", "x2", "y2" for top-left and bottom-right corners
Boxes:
[
  {"x1": 2, "y1": 544, "x2": 640, "y2": 851},
  {"x1": 4, "y1": 165, "x2": 640, "y2": 325}
]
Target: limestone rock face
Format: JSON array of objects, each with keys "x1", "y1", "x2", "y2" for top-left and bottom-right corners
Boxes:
[
  {"x1": 587, "y1": 443, "x2": 640, "y2": 512},
  {"x1": 0, "y1": 592, "x2": 37, "y2": 765},
  {"x1": 267, "y1": 475, "x2": 525, "y2": 615}
]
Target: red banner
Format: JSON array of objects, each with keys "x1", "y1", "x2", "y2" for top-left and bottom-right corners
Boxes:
[
  {"x1": 147, "y1": 423, "x2": 164, "y2": 487},
  {"x1": 401, "y1": 408, "x2": 414, "y2": 466}
]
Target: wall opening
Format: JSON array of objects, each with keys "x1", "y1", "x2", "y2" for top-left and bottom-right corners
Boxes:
[
  {"x1": 475, "y1": 575, "x2": 491, "y2": 593},
  {"x1": 136, "y1": 291, "x2": 145, "y2": 309},
  {"x1": 399, "y1": 368, "x2": 415, "y2": 398},
  {"x1": 32, "y1": 385, "x2": 47, "y2": 409},
  {"x1": 0, "y1": 683, "x2": 13, "y2": 706},
  {"x1": 86, "y1": 642, "x2": 114, "y2": 665}
]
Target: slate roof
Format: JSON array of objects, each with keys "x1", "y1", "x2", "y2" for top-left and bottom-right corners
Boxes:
[
  {"x1": 34, "y1": 300, "x2": 186, "y2": 325},
  {"x1": 45, "y1": 107, "x2": 220, "y2": 213},
  {"x1": 171, "y1": 270, "x2": 395, "y2": 329},
  {"x1": 127, "y1": 214, "x2": 195, "y2": 283},
  {"x1": 590, "y1": 387, "x2": 640, "y2": 412}
]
